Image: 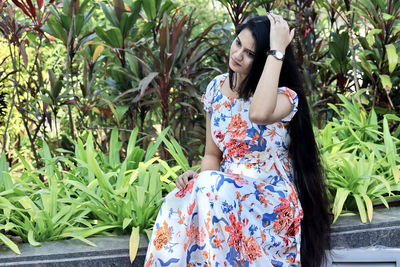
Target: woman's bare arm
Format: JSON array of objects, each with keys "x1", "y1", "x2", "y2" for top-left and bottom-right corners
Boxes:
[{"x1": 176, "y1": 113, "x2": 221, "y2": 189}]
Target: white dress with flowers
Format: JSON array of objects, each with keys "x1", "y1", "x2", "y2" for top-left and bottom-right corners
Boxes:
[{"x1": 145, "y1": 73, "x2": 303, "y2": 267}]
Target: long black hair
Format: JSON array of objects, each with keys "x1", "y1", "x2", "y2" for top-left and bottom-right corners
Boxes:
[{"x1": 229, "y1": 16, "x2": 331, "y2": 266}]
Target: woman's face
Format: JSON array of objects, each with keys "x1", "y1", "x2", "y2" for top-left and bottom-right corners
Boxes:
[{"x1": 229, "y1": 28, "x2": 256, "y2": 76}]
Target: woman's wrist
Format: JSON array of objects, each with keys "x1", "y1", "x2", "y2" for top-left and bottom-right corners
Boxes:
[{"x1": 269, "y1": 46, "x2": 286, "y2": 53}]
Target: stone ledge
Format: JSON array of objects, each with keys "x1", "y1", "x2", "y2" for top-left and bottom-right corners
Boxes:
[
  {"x1": 330, "y1": 206, "x2": 400, "y2": 248},
  {"x1": 0, "y1": 235, "x2": 146, "y2": 266},
  {"x1": 0, "y1": 207, "x2": 399, "y2": 266}
]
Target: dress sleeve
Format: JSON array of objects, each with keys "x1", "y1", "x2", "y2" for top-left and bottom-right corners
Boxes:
[
  {"x1": 201, "y1": 78, "x2": 216, "y2": 116},
  {"x1": 278, "y1": 87, "x2": 298, "y2": 122}
]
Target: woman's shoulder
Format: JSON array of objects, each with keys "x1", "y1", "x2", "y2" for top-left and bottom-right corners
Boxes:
[
  {"x1": 204, "y1": 73, "x2": 228, "y2": 96},
  {"x1": 208, "y1": 73, "x2": 228, "y2": 87}
]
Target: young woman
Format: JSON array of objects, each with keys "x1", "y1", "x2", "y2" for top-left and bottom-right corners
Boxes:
[{"x1": 145, "y1": 13, "x2": 330, "y2": 267}]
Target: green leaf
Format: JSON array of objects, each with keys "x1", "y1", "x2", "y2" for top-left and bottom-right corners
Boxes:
[
  {"x1": 386, "y1": 44, "x2": 398, "y2": 74},
  {"x1": 123, "y1": 218, "x2": 132, "y2": 230},
  {"x1": 362, "y1": 194, "x2": 373, "y2": 222},
  {"x1": 95, "y1": 27, "x2": 123, "y2": 48},
  {"x1": 74, "y1": 14, "x2": 85, "y2": 36},
  {"x1": 379, "y1": 75, "x2": 392, "y2": 92},
  {"x1": 0, "y1": 153, "x2": 13, "y2": 190},
  {"x1": 392, "y1": 166, "x2": 400, "y2": 184},
  {"x1": 145, "y1": 127, "x2": 168, "y2": 162},
  {"x1": 63, "y1": 225, "x2": 117, "y2": 239},
  {"x1": 86, "y1": 139, "x2": 114, "y2": 197},
  {"x1": 382, "y1": 13, "x2": 395, "y2": 21},
  {"x1": 109, "y1": 127, "x2": 121, "y2": 168},
  {"x1": 120, "y1": 11, "x2": 139, "y2": 36},
  {"x1": 354, "y1": 194, "x2": 367, "y2": 223},
  {"x1": 366, "y1": 29, "x2": 382, "y2": 46},
  {"x1": 28, "y1": 230, "x2": 41, "y2": 247},
  {"x1": 142, "y1": 0, "x2": 156, "y2": 20},
  {"x1": 129, "y1": 226, "x2": 140, "y2": 263},
  {"x1": 100, "y1": 2, "x2": 119, "y2": 27},
  {"x1": 45, "y1": 16, "x2": 68, "y2": 44},
  {"x1": 0, "y1": 233, "x2": 20, "y2": 254},
  {"x1": 332, "y1": 188, "x2": 351, "y2": 223},
  {"x1": 127, "y1": 127, "x2": 139, "y2": 156}
]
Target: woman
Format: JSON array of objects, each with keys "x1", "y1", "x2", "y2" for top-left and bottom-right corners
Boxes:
[{"x1": 145, "y1": 13, "x2": 330, "y2": 267}]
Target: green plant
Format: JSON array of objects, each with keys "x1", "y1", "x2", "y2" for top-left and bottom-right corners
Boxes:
[
  {"x1": 0, "y1": 144, "x2": 114, "y2": 254},
  {"x1": 0, "y1": 124, "x2": 201, "y2": 262},
  {"x1": 353, "y1": 0, "x2": 400, "y2": 110},
  {"x1": 319, "y1": 91, "x2": 400, "y2": 223}
]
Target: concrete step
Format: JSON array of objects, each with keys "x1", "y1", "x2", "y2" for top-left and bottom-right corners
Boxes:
[{"x1": 0, "y1": 207, "x2": 399, "y2": 266}]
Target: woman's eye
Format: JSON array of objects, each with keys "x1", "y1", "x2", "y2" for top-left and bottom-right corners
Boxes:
[
  {"x1": 236, "y1": 39, "x2": 241, "y2": 46},
  {"x1": 248, "y1": 51, "x2": 255, "y2": 57}
]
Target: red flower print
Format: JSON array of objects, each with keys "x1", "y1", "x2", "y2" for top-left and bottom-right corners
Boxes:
[
  {"x1": 228, "y1": 173, "x2": 249, "y2": 186},
  {"x1": 177, "y1": 209, "x2": 186, "y2": 224},
  {"x1": 175, "y1": 178, "x2": 195, "y2": 198},
  {"x1": 267, "y1": 129, "x2": 276, "y2": 141},
  {"x1": 273, "y1": 198, "x2": 295, "y2": 234},
  {"x1": 224, "y1": 213, "x2": 244, "y2": 251},
  {"x1": 228, "y1": 114, "x2": 248, "y2": 139},
  {"x1": 224, "y1": 100, "x2": 231, "y2": 108},
  {"x1": 280, "y1": 87, "x2": 297, "y2": 104},
  {"x1": 153, "y1": 221, "x2": 171, "y2": 251},
  {"x1": 256, "y1": 182, "x2": 266, "y2": 193},
  {"x1": 187, "y1": 200, "x2": 196, "y2": 216},
  {"x1": 214, "y1": 130, "x2": 225, "y2": 143},
  {"x1": 258, "y1": 195, "x2": 270, "y2": 208},
  {"x1": 145, "y1": 253, "x2": 155, "y2": 267},
  {"x1": 243, "y1": 236, "x2": 262, "y2": 263},
  {"x1": 226, "y1": 138, "x2": 251, "y2": 159},
  {"x1": 212, "y1": 236, "x2": 223, "y2": 248}
]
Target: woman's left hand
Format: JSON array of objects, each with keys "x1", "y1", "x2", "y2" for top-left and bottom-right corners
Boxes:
[{"x1": 266, "y1": 12, "x2": 295, "y2": 52}]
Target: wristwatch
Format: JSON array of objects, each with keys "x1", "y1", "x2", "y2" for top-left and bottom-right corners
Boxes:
[{"x1": 266, "y1": 50, "x2": 285, "y2": 61}]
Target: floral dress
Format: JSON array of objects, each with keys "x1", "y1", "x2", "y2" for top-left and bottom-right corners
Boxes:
[{"x1": 145, "y1": 73, "x2": 303, "y2": 267}]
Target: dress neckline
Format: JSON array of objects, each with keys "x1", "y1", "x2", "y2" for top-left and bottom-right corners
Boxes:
[{"x1": 219, "y1": 73, "x2": 252, "y2": 101}]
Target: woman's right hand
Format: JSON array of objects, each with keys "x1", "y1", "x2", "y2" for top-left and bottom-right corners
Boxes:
[{"x1": 176, "y1": 170, "x2": 198, "y2": 190}]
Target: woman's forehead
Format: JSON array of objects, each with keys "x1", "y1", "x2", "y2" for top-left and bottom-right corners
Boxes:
[{"x1": 237, "y1": 28, "x2": 256, "y2": 51}]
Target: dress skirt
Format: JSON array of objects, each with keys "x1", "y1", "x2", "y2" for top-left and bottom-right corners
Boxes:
[{"x1": 144, "y1": 167, "x2": 302, "y2": 267}]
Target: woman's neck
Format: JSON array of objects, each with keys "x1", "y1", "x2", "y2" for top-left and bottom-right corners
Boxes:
[{"x1": 232, "y1": 72, "x2": 246, "y2": 92}]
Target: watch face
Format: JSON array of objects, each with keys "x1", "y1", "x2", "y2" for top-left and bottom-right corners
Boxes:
[{"x1": 275, "y1": 51, "x2": 284, "y2": 59}]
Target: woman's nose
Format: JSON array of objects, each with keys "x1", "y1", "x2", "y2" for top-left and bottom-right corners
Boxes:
[{"x1": 233, "y1": 49, "x2": 243, "y2": 60}]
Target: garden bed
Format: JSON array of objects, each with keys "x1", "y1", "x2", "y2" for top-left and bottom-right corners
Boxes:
[{"x1": 1, "y1": 207, "x2": 400, "y2": 266}]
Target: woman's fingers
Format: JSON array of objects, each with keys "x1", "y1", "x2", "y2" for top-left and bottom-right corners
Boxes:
[
  {"x1": 289, "y1": 28, "x2": 295, "y2": 42},
  {"x1": 183, "y1": 175, "x2": 189, "y2": 186},
  {"x1": 267, "y1": 12, "x2": 294, "y2": 51},
  {"x1": 176, "y1": 170, "x2": 197, "y2": 190}
]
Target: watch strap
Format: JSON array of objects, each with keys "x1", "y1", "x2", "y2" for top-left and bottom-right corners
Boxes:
[{"x1": 266, "y1": 50, "x2": 285, "y2": 61}]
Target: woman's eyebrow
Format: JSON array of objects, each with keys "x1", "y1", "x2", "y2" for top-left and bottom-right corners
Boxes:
[{"x1": 237, "y1": 36, "x2": 256, "y2": 54}]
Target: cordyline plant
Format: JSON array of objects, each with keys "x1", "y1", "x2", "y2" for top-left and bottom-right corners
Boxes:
[
  {"x1": 42, "y1": 0, "x2": 98, "y2": 137},
  {"x1": 11, "y1": 0, "x2": 55, "y2": 34},
  {"x1": 124, "y1": 11, "x2": 216, "y2": 159},
  {"x1": 217, "y1": 0, "x2": 274, "y2": 30},
  {"x1": 0, "y1": 0, "x2": 55, "y2": 169},
  {"x1": 312, "y1": 0, "x2": 400, "y2": 113},
  {"x1": 352, "y1": 0, "x2": 400, "y2": 111},
  {"x1": 133, "y1": 12, "x2": 216, "y2": 130}
]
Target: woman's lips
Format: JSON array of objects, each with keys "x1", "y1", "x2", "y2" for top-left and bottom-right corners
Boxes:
[{"x1": 231, "y1": 58, "x2": 241, "y2": 66}]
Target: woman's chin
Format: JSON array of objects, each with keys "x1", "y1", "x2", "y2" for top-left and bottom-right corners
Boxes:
[{"x1": 229, "y1": 61, "x2": 239, "y2": 72}]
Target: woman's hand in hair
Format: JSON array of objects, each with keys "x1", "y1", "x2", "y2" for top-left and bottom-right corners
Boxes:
[
  {"x1": 176, "y1": 170, "x2": 198, "y2": 190},
  {"x1": 266, "y1": 12, "x2": 295, "y2": 52}
]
